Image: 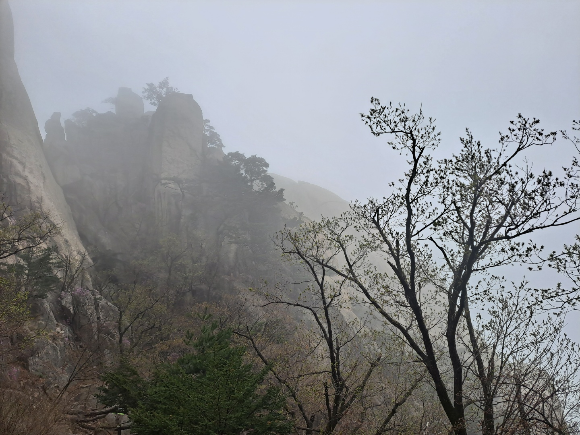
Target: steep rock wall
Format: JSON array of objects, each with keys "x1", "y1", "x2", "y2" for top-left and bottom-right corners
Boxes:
[
  {"x1": 148, "y1": 92, "x2": 203, "y2": 181},
  {"x1": 44, "y1": 89, "x2": 293, "y2": 292},
  {"x1": 0, "y1": 0, "x2": 84, "y2": 255},
  {"x1": 44, "y1": 89, "x2": 206, "y2": 253},
  {"x1": 0, "y1": 0, "x2": 116, "y2": 386},
  {"x1": 148, "y1": 93, "x2": 204, "y2": 233},
  {"x1": 46, "y1": 95, "x2": 151, "y2": 254}
]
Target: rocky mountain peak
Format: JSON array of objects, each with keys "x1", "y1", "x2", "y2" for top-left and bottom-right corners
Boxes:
[
  {"x1": 148, "y1": 92, "x2": 204, "y2": 181},
  {"x1": 115, "y1": 87, "x2": 144, "y2": 118}
]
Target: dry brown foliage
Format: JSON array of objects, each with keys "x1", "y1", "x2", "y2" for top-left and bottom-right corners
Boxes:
[{"x1": 0, "y1": 388, "x2": 68, "y2": 435}]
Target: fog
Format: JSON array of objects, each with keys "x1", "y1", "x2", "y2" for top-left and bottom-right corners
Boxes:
[{"x1": 11, "y1": 1, "x2": 580, "y2": 340}]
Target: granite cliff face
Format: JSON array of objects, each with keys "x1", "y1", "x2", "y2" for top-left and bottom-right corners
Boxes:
[
  {"x1": 43, "y1": 88, "x2": 208, "y2": 257},
  {"x1": 42, "y1": 85, "x2": 291, "y2": 291},
  {"x1": 45, "y1": 88, "x2": 152, "y2": 255},
  {"x1": 148, "y1": 92, "x2": 204, "y2": 233},
  {"x1": 0, "y1": 0, "x2": 84, "y2": 255},
  {"x1": 0, "y1": 0, "x2": 118, "y2": 386},
  {"x1": 40, "y1": 88, "x2": 346, "y2": 287}
]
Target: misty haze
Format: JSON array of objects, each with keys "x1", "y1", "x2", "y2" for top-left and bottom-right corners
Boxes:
[{"x1": 0, "y1": 1, "x2": 579, "y2": 434}]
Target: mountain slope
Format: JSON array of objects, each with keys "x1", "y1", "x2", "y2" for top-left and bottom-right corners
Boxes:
[{"x1": 271, "y1": 173, "x2": 350, "y2": 220}]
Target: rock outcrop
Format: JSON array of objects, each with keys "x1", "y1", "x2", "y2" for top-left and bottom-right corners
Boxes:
[
  {"x1": 148, "y1": 93, "x2": 204, "y2": 181},
  {"x1": 42, "y1": 87, "x2": 295, "y2": 289},
  {"x1": 114, "y1": 87, "x2": 144, "y2": 118},
  {"x1": 56, "y1": 107, "x2": 150, "y2": 254},
  {"x1": 43, "y1": 112, "x2": 81, "y2": 187},
  {"x1": 0, "y1": 0, "x2": 116, "y2": 385},
  {"x1": 44, "y1": 112, "x2": 66, "y2": 142},
  {"x1": 0, "y1": 0, "x2": 84, "y2": 255},
  {"x1": 43, "y1": 88, "x2": 206, "y2": 252},
  {"x1": 147, "y1": 93, "x2": 204, "y2": 231},
  {"x1": 43, "y1": 87, "x2": 151, "y2": 254}
]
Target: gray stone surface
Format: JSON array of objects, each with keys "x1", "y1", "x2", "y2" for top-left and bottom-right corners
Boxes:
[
  {"x1": 148, "y1": 92, "x2": 204, "y2": 181},
  {"x1": 47, "y1": 110, "x2": 151, "y2": 253},
  {"x1": 115, "y1": 87, "x2": 144, "y2": 118},
  {"x1": 0, "y1": 0, "x2": 118, "y2": 383},
  {"x1": 43, "y1": 92, "x2": 206, "y2": 252},
  {"x1": 0, "y1": 0, "x2": 85, "y2": 256},
  {"x1": 147, "y1": 92, "x2": 204, "y2": 231},
  {"x1": 44, "y1": 112, "x2": 81, "y2": 187}
]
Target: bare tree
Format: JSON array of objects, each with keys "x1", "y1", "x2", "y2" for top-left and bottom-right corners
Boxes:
[
  {"x1": 278, "y1": 101, "x2": 580, "y2": 434},
  {"x1": 462, "y1": 279, "x2": 580, "y2": 434},
  {"x1": 533, "y1": 120, "x2": 580, "y2": 312},
  {"x1": 95, "y1": 272, "x2": 171, "y2": 357},
  {"x1": 0, "y1": 197, "x2": 60, "y2": 359},
  {"x1": 0, "y1": 197, "x2": 59, "y2": 261},
  {"x1": 235, "y1": 257, "x2": 427, "y2": 435}
]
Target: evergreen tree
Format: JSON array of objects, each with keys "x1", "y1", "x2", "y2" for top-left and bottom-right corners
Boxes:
[
  {"x1": 99, "y1": 319, "x2": 292, "y2": 435},
  {"x1": 142, "y1": 77, "x2": 179, "y2": 107}
]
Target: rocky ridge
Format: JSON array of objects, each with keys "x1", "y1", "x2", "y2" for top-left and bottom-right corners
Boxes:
[{"x1": 0, "y1": 0, "x2": 348, "y2": 395}]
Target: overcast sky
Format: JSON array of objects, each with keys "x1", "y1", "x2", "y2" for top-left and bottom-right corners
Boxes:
[{"x1": 10, "y1": 0, "x2": 580, "y2": 338}]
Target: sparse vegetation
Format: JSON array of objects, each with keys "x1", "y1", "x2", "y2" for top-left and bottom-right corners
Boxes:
[
  {"x1": 0, "y1": 198, "x2": 59, "y2": 261},
  {"x1": 276, "y1": 102, "x2": 580, "y2": 434},
  {"x1": 0, "y1": 389, "x2": 66, "y2": 435},
  {"x1": 142, "y1": 77, "x2": 179, "y2": 106},
  {"x1": 204, "y1": 119, "x2": 224, "y2": 149}
]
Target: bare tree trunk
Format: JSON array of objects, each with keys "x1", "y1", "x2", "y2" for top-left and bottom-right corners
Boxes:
[{"x1": 515, "y1": 375, "x2": 532, "y2": 435}]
